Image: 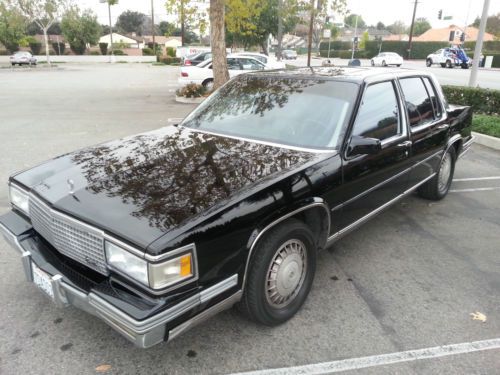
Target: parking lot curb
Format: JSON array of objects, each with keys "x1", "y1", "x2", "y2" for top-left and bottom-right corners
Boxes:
[{"x1": 472, "y1": 131, "x2": 500, "y2": 151}]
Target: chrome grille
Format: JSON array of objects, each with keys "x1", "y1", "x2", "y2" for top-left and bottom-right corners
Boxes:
[{"x1": 29, "y1": 196, "x2": 109, "y2": 275}]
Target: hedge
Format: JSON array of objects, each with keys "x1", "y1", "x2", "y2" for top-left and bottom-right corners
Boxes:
[
  {"x1": 442, "y1": 85, "x2": 500, "y2": 116},
  {"x1": 158, "y1": 56, "x2": 181, "y2": 65},
  {"x1": 52, "y1": 42, "x2": 65, "y2": 55},
  {"x1": 472, "y1": 115, "x2": 500, "y2": 138},
  {"x1": 99, "y1": 42, "x2": 108, "y2": 56},
  {"x1": 319, "y1": 49, "x2": 368, "y2": 59},
  {"x1": 29, "y1": 42, "x2": 42, "y2": 55}
]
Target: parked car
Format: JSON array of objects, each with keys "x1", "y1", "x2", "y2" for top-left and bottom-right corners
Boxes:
[
  {"x1": 282, "y1": 49, "x2": 298, "y2": 60},
  {"x1": 178, "y1": 55, "x2": 266, "y2": 90},
  {"x1": 230, "y1": 52, "x2": 285, "y2": 69},
  {"x1": 182, "y1": 51, "x2": 212, "y2": 66},
  {"x1": 426, "y1": 47, "x2": 472, "y2": 69},
  {"x1": 0, "y1": 67, "x2": 473, "y2": 348},
  {"x1": 370, "y1": 52, "x2": 403, "y2": 67},
  {"x1": 10, "y1": 51, "x2": 37, "y2": 66}
]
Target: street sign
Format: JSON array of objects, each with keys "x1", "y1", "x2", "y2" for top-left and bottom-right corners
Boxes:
[
  {"x1": 443, "y1": 16, "x2": 453, "y2": 20},
  {"x1": 323, "y1": 29, "x2": 331, "y2": 38}
]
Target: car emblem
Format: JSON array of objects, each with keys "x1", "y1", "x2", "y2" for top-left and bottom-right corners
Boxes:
[{"x1": 67, "y1": 179, "x2": 75, "y2": 195}]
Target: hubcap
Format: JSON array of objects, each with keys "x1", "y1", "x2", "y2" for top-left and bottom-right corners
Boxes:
[
  {"x1": 265, "y1": 239, "x2": 307, "y2": 308},
  {"x1": 438, "y1": 153, "x2": 452, "y2": 192}
]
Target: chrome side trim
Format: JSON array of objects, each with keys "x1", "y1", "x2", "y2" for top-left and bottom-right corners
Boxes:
[
  {"x1": 327, "y1": 173, "x2": 436, "y2": 245},
  {"x1": 200, "y1": 274, "x2": 238, "y2": 303},
  {"x1": 459, "y1": 136, "x2": 474, "y2": 159},
  {"x1": 169, "y1": 290, "x2": 243, "y2": 341},
  {"x1": 242, "y1": 200, "x2": 330, "y2": 291},
  {"x1": 145, "y1": 243, "x2": 196, "y2": 262},
  {"x1": 332, "y1": 150, "x2": 442, "y2": 212}
]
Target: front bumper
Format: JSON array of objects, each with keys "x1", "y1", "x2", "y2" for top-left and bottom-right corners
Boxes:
[{"x1": 0, "y1": 211, "x2": 241, "y2": 348}]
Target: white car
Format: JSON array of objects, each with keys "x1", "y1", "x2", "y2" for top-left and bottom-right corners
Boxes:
[
  {"x1": 426, "y1": 48, "x2": 471, "y2": 69},
  {"x1": 179, "y1": 55, "x2": 266, "y2": 91},
  {"x1": 230, "y1": 52, "x2": 285, "y2": 69},
  {"x1": 10, "y1": 51, "x2": 37, "y2": 66},
  {"x1": 370, "y1": 52, "x2": 403, "y2": 67}
]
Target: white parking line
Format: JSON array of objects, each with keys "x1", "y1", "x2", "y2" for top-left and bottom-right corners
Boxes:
[
  {"x1": 167, "y1": 118, "x2": 184, "y2": 123},
  {"x1": 453, "y1": 176, "x2": 500, "y2": 182},
  {"x1": 231, "y1": 338, "x2": 500, "y2": 375},
  {"x1": 450, "y1": 187, "x2": 500, "y2": 193}
]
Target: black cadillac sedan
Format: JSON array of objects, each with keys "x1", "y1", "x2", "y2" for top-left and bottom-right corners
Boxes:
[{"x1": 0, "y1": 67, "x2": 473, "y2": 348}]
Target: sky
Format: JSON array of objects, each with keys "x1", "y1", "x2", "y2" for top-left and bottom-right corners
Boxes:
[{"x1": 81, "y1": 0, "x2": 500, "y2": 30}]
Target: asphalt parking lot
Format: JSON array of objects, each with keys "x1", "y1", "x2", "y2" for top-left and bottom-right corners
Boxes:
[{"x1": 0, "y1": 64, "x2": 499, "y2": 374}]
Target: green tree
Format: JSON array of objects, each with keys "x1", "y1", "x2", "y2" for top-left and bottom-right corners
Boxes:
[
  {"x1": 473, "y1": 13, "x2": 500, "y2": 37},
  {"x1": 61, "y1": 6, "x2": 101, "y2": 55},
  {"x1": 344, "y1": 14, "x2": 365, "y2": 28},
  {"x1": 27, "y1": 20, "x2": 61, "y2": 35},
  {"x1": 387, "y1": 20, "x2": 406, "y2": 35},
  {"x1": 376, "y1": 21, "x2": 385, "y2": 30},
  {"x1": 359, "y1": 30, "x2": 369, "y2": 49},
  {"x1": 0, "y1": 2, "x2": 26, "y2": 53},
  {"x1": 115, "y1": 10, "x2": 145, "y2": 35},
  {"x1": 412, "y1": 17, "x2": 431, "y2": 36},
  {"x1": 18, "y1": 0, "x2": 68, "y2": 64},
  {"x1": 158, "y1": 21, "x2": 176, "y2": 36},
  {"x1": 165, "y1": 0, "x2": 207, "y2": 45}
]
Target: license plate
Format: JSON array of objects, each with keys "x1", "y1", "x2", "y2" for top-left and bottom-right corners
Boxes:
[{"x1": 32, "y1": 263, "x2": 54, "y2": 300}]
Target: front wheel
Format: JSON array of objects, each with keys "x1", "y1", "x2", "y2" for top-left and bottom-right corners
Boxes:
[
  {"x1": 445, "y1": 60, "x2": 453, "y2": 68},
  {"x1": 382, "y1": 60, "x2": 387, "y2": 67},
  {"x1": 202, "y1": 78, "x2": 214, "y2": 92},
  {"x1": 239, "y1": 219, "x2": 316, "y2": 326},
  {"x1": 371, "y1": 60, "x2": 375, "y2": 66},
  {"x1": 418, "y1": 146, "x2": 456, "y2": 200}
]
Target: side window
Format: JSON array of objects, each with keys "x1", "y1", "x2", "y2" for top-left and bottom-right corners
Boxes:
[
  {"x1": 422, "y1": 77, "x2": 442, "y2": 118},
  {"x1": 239, "y1": 58, "x2": 263, "y2": 70},
  {"x1": 399, "y1": 77, "x2": 434, "y2": 127},
  {"x1": 227, "y1": 58, "x2": 241, "y2": 70},
  {"x1": 352, "y1": 81, "x2": 400, "y2": 141}
]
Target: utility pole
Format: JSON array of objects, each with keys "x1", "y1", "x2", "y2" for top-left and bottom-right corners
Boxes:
[
  {"x1": 351, "y1": 14, "x2": 358, "y2": 60},
  {"x1": 407, "y1": 0, "x2": 418, "y2": 59},
  {"x1": 469, "y1": 0, "x2": 490, "y2": 87},
  {"x1": 277, "y1": 0, "x2": 283, "y2": 60},
  {"x1": 151, "y1": 0, "x2": 156, "y2": 53},
  {"x1": 307, "y1": 0, "x2": 315, "y2": 67}
]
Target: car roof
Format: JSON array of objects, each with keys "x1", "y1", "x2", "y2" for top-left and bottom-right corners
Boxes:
[{"x1": 245, "y1": 66, "x2": 432, "y2": 83}]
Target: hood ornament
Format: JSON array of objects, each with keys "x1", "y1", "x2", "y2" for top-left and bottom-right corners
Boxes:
[{"x1": 67, "y1": 179, "x2": 75, "y2": 195}]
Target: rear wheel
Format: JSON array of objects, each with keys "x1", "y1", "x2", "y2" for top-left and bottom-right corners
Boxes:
[
  {"x1": 461, "y1": 63, "x2": 469, "y2": 69},
  {"x1": 239, "y1": 219, "x2": 316, "y2": 326},
  {"x1": 445, "y1": 60, "x2": 453, "y2": 68},
  {"x1": 440, "y1": 63, "x2": 446, "y2": 68},
  {"x1": 371, "y1": 60, "x2": 375, "y2": 66},
  {"x1": 382, "y1": 60, "x2": 387, "y2": 67},
  {"x1": 426, "y1": 58, "x2": 432, "y2": 67},
  {"x1": 418, "y1": 146, "x2": 456, "y2": 200},
  {"x1": 396, "y1": 64, "x2": 401, "y2": 67},
  {"x1": 202, "y1": 78, "x2": 214, "y2": 91}
]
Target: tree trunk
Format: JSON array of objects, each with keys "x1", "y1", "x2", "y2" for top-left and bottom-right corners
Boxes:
[
  {"x1": 210, "y1": 0, "x2": 229, "y2": 89},
  {"x1": 43, "y1": 28, "x2": 51, "y2": 65}
]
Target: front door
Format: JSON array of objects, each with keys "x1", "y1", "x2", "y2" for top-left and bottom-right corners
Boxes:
[{"x1": 336, "y1": 79, "x2": 413, "y2": 230}]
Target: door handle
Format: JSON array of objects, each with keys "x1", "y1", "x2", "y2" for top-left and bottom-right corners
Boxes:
[
  {"x1": 397, "y1": 141, "x2": 412, "y2": 148},
  {"x1": 436, "y1": 124, "x2": 450, "y2": 130}
]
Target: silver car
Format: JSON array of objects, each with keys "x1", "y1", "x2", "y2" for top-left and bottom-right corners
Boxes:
[
  {"x1": 10, "y1": 51, "x2": 37, "y2": 66},
  {"x1": 282, "y1": 50, "x2": 297, "y2": 60}
]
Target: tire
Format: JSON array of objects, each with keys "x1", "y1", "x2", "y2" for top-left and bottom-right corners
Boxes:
[
  {"x1": 461, "y1": 63, "x2": 469, "y2": 69},
  {"x1": 445, "y1": 60, "x2": 453, "y2": 68},
  {"x1": 382, "y1": 60, "x2": 387, "y2": 67},
  {"x1": 202, "y1": 79, "x2": 214, "y2": 91},
  {"x1": 397, "y1": 64, "x2": 401, "y2": 67},
  {"x1": 371, "y1": 60, "x2": 375, "y2": 66},
  {"x1": 426, "y1": 58, "x2": 432, "y2": 67},
  {"x1": 440, "y1": 63, "x2": 446, "y2": 68},
  {"x1": 418, "y1": 146, "x2": 456, "y2": 200},
  {"x1": 239, "y1": 218, "x2": 317, "y2": 326}
]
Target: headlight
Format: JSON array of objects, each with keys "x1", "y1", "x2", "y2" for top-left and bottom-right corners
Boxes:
[
  {"x1": 149, "y1": 252, "x2": 193, "y2": 289},
  {"x1": 9, "y1": 184, "x2": 30, "y2": 216},
  {"x1": 105, "y1": 241, "x2": 196, "y2": 290},
  {"x1": 105, "y1": 242, "x2": 148, "y2": 285}
]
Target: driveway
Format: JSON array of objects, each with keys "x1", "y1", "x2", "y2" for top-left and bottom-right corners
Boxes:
[{"x1": 0, "y1": 64, "x2": 499, "y2": 374}]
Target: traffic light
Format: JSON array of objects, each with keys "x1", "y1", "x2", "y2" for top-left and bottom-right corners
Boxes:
[{"x1": 438, "y1": 10, "x2": 442, "y2": 20}]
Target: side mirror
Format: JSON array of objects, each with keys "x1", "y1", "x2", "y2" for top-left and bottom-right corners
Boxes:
[{"x1": 347, "y1": 135, "x2": 382, "y2": 157}]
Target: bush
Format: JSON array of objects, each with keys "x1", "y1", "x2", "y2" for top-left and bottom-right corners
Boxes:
[
  {"x1": 90, "y1": 51, "x2": 100, "y2": 55},
  {"x1": 142, "y1": 47, "x2": 154, "y2": 56},
  {"x1": 319, "y1": 41, "x2": 352, "y2": 51},
  {"x1": 442, "y1": 85, "x2": 500, "y2": 116},
  {"x1": 176, "y1": 83, "x2": 207, "y2": 98},
  {"x1": 319, "y1": 49, "x2": 368, "y2": 59},
  {"x1": 158, "y1": 56, "x2": 181, "y2": 65},
  {"x1": 111, "y1": 49, "x2": 126, "y2": 55},
  {"x1": 364, "y1": 41, "x2": 449, "y2": 59},
  {"x1": 99, "y1": 42, "x2": 108, "y2": 56},
  {"x1": 52, "y1": 42, "x2": 65, "y2": 55},
  {"x1": 29, "y1": 42, "x2": 42, "y2": 55},
  {"x1": 4, "y1": 43, "x2": 19, "y2": 53},
  {"x1": 70, "y1": 42, "x2": 86, "y2": 55},
  {"x1": 166, "y1": 46, "x2": 176, "y2": 57},
  {"x1": 472, "y1": 114, "x2": 500, "y2": 138}
]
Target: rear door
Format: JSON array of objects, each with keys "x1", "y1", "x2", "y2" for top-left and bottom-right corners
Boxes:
[
  {"x1": 337, "y1": 79, "x2": 412, "y2": 229},
  {"x1": 398, "y1": 76, "x2": 449, "y2": 187}
]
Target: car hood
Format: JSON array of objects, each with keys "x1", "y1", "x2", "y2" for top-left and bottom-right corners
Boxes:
[{"x1": 13, "y1": 126, "x2": 317, "y2": 250}]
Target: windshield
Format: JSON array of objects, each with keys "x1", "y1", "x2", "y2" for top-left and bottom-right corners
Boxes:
[{"x1": 181, "y1": 76, "x2": 359, "y2": 150}]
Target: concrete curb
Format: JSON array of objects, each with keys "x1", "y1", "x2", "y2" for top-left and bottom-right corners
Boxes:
[
  {"x1": 175, "y1": 95, "x2": 205, "y2": 104},
  {"x1": 472, "y1": 131, "x2": 500, "y2": 151}
]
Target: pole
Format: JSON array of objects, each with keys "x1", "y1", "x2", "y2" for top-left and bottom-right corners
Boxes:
[
  {"x1": 277, "y1": 0, "x2": 283, "y2": 60},
  {"x1": 306, "y1": 0, "x2": 315, "y2": 67},
  {"x1": 181, "y1": 1, "x2": 185, "y2": 46},
  {"x1": 468, "y1": 0, "x2": 490, "y2": 87},
  {"x1": 407, "y1": 0, "x2": 418, "y2": 59},
  {"x1": 327, "y1": 36, "x2": 331, "y2": 59},
  {"x1": 108, "y1": 2, "x2": 114, "y2": 61},
  {"x1": 151, "y1": 0, "x2": 156, "y2": 53},
  {"x1": 462, "y1": 0, "x2": 472, "y2": 46},
  {"x1": 351, "y1": 15, "x2": 358, "y2": 60}
]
